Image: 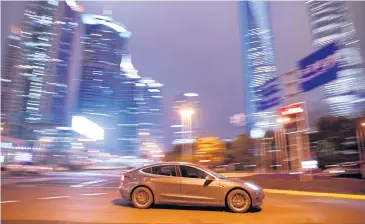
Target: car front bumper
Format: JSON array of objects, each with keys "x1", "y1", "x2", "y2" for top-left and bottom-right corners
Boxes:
[{"x1": 252, "y1": 190, "x2": 264, "y2": 207}]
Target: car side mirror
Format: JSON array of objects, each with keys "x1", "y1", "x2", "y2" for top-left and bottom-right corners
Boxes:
[{"x1": 205, "y1": 175, "x2": 214, "y2": 181}]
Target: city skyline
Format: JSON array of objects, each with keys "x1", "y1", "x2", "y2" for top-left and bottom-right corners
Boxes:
[{"x1": 2, "y1": 1, "x2": 365, "y2": 149}]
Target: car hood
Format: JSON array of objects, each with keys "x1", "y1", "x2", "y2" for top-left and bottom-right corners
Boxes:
[{"x1": 223, "y1": 177, "x2": 247, "y2": 184}]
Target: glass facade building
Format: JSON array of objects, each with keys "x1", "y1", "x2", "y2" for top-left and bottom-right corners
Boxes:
[
  {"x1": 78, "y1": 14, "x2": 136, "y2": 155},
  {"x1": 238, "y1": 1, "x2": 279, "y2": 135},
  {"x1": 135, "y1": 78, "x2": 164, "y2": 157},
  {"x1": 4, "y1": 1, "x2": 80, "y2": 139},
  {"x1": 1, "y1": 27, "x2": 22, "y2": 133},
  {"x1": 307, "y1": 1, "x2": 365, "y2": 117}
]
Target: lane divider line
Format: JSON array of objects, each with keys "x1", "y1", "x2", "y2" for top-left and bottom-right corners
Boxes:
[
  {"x1": 264, "y1": 189, "x2": 365, "y2": 200},
  {"x1": 70, "y1": 179, "x2": 107, "y2": 188},
  {"x1": 1, "y1": 200, "x2": 20, "y2": 204},
  {"x1": 80, "y1": 193, "x2": 108, "y2": 196},
  {"x1": 37, "y1": 196, "x2": 71, "y2": 200}
]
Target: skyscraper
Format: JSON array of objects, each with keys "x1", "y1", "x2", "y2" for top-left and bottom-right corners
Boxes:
[
  {"x1": 171, "y1": 92, "x2": 200, "y2": 145},
  {"x1": 5, "y1": 1, "x2": 80, "y2": 139},
  {"x1": 119, "y1": 55, "x2": 141, "y2": 156},
  {"x1": 136, "y1": 78, "x2": 164, "y2": 158},
  {"x1": 78, "y1": 14, "x2": 136, "y2": 155},
  {"x1": 238, "y1": 1, "x2": 279, "y2": 135},
  {"x1": 307, "y1": 1, "x2": 365, "y2": 117},
  {"x1": 1, "y1": 26, "x2": 22, "y2": 134}
]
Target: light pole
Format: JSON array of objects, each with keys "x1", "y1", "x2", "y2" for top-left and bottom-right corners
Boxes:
[
  {"x1": 180, "y1": 108, "x2": 194, "y2": 162},
  {"x1": 356, "y1": 121, "x2": 365, "y2": 178}
]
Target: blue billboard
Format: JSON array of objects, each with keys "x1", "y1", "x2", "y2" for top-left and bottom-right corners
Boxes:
[
  {"x1": 255, "y1": 77, "x2": 281, "y2": 112},
  {"x1": 298, "y1": 42, "x2": 339, "y2": 92}
]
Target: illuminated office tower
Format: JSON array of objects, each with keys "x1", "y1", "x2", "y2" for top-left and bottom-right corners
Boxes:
[
  {"x1": 1, "y1": 27, "x2": 22, "y2": 134},
  {"x1": 307, "y1": 1, "x2": 365, "y2": 117},
  {"x1": 135, "y1": 78, "x2": 164, "y2": 158},
  {"x1": 238, "y1": 1, "x2": 279, "y2": 135},
  {"x1": 78, "y1": 14, "x2": 135, "y2": 155},
  {"x1": 119, "y1": 55, "x2": 141, "y2": 156},
  {"x1": 171, "y1": 92, "x2": 200, "y2": 145},
  {"x1": 6, "y1": 1, "x2": 81, "y2": 139}
]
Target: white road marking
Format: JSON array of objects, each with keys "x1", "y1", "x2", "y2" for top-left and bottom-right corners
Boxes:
[
  {"x1": 1, "y1": 200, "x2": 20, "y2": 204},
  {"x1": 37, "y1": 196, "x2": 71, "y2": 200},
  {"x1": 1, "y1": 177, "x2": 59, "y2": 186},
  {"x1": 84, "y1": 186, "x2": 116, "y2": 189},
  {"x1": 81, "y1": 193, "x2": 108, "y2": 196},
  {"x1": 70, "y1": 179, "x2": 108, "y2": 188}
]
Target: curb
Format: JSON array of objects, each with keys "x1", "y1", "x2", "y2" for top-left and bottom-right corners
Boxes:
[{"x1": 264, "y1": 188, "x2": 365, "y2": 200}]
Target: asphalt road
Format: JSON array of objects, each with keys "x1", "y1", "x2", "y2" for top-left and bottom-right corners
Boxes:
[{"x1": 2, "y1": 172, "x2": 365, "y2": 224}]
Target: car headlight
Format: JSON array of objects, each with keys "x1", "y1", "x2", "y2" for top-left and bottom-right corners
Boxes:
[{"x1": 245, "y1": 182, "x2": 260, "y2": 191}]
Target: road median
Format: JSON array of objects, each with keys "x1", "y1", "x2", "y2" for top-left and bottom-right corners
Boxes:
[
  {"x1": 237, "y1": 173, "x2": 365, "y2": 199},
  {"x1": 263, "y1": 188, "x2": 365, "y2": 200}
]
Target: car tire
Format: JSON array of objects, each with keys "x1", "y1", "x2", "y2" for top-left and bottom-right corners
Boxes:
[
  {"x1": 226, "y1": 189, "x2": 251, "y2": 213},
  {"x1": 131, "y1": 187, "x2": 153, "y2": 209}
]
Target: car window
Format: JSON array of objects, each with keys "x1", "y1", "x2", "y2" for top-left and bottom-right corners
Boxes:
[
  {"x1": 147, "y1": 165, "x2": 177, "y2": 176},
  {"x1": 179, "y1": 165, "x2": 209, "y2": 179},
  {"x1": 141, "y1": 167, "x2": 152, "y2": 174}
]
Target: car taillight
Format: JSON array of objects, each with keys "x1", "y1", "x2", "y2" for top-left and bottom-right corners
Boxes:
[{"x1": 121, "y1": 175, "x2": 129, "y2": 182}]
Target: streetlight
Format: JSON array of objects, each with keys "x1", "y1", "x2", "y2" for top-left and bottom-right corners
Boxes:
[
  {"x1": 180, "y1": 109, "x2": 194, "y2": 117},
  {"x1": 357, "y1": 121, "x2": 365, "y2": 178},
  {"x1": 180, "y1": 108, "x2": 194, "y2": 162}
]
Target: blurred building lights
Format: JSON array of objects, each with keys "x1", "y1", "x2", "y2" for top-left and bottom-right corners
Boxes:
[
  {"x1": 152, "y1": 154, "x2": 165, "y2": 158},
  {"x1": 277, "y1": 117, "x2": 291, "y2": 124},
  {"x1": 199, "y1": 159, "x2": 211, "y2": 163},
  {"x1": 301, "y1": 160, "x2": 318, "y2": 169},
  {"x1": 148, "y1": 89, "x2": 160, "y2": 93},
  {"x1": 147, "y1": 82, "x2": 163, "y2": 88},
  {"x1": 39, "y1": 138, "x2": 52, "y2": 143},
  {"x1": 138, "y1": 132, "x2": 150, "y2": 136},
  {"x1": 184, "y1": 93, "x2": 199, "y2": 97},
  {"x1": 56, "y1": 127, "x2": 72, "y2": 131}
]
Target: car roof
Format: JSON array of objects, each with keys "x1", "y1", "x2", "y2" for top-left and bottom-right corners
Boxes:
[{"x1": 137, "y1": 161, "x2": 197, "y2": 170}]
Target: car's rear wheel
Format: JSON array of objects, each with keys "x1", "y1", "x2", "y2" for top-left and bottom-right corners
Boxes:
[
  {"x1": 131, "y1": 187, "x2": 153, "y2": 209},
  {"x1": 226, "y1": 189, "x2": 251, "y2": 213}
]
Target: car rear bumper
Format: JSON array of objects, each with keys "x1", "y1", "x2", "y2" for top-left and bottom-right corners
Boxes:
[{"x1": 119, "y1": 184, "x2": 131, "y2": 200}]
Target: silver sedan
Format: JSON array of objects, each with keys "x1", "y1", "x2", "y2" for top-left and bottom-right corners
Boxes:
[{"x1": 119, "y1": 162, "x2": 264, "y2": 213}]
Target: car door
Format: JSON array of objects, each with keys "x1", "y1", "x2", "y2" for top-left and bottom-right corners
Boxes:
[
  {"x1": 143, "y1": 165, "x2": 182, "y2": 204},
  {"x1": 178, "y1": 165, "x2": 222, "y2": 206}
]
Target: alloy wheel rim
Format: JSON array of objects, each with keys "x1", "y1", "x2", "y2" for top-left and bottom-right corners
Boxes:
[
  {"x1": 231, "y1": 193, "x2": 246, "y2": 209},
  {"x1": 136, "y1": 191, "x2": 149, "y2": 205}
]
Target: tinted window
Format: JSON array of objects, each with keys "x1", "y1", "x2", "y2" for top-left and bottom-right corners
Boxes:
[
  {"x1": 144, "y1": 165, "x2": 176, "y2": 176},
  {"x1": 142, "y1": 167, "x2": 152, "y2": 174},
  {"x1": 180, "y1": 165, "x2": 209, "y2": 179}
]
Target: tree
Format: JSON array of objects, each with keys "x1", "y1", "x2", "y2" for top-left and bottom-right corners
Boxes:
[
  {"x1": 193, "y1": 137, "x2": 226, "y2": 167},
  {"x1": 164, "y1": 144, "x2": 183, "y2": 162},
  {"x1": 230, "y1": 134, "x2": 257, "y2": 164},
  {"x1": 316, "y1": 116, "x2": 356, "y2": 151}
]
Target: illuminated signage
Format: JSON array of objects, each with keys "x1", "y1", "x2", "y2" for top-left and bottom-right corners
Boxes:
[
  {"x1": 72, "y1": 116, "x2": 104, "y2": 141},
  {"x1": 278, "y1": 103, "x2": 304, "y2": 116}
]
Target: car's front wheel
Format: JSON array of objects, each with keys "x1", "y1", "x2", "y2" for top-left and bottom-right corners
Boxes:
[
  {"x1": 226, "y1": 189, "x2": 251, "y2": 213},
  {"x1": 131, "y1": 187, "x2": 153, "y2": 209}
]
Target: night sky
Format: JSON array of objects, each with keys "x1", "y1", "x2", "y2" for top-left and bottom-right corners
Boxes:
[{"x1": 2, "y1": 1, "x2": 365, "y2": 149}]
